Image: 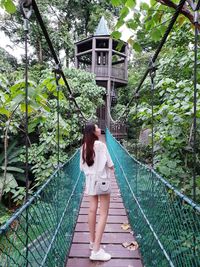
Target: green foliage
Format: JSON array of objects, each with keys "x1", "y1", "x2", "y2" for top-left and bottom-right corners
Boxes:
[
  {"x1": 0, "y1": 203, "x2": 12, "y2": 225},
  {"x1": 0, "y1": 0, "x2": 117, "y2": 64},
  {"x1": 111, "y1": 0, "x2": 194, "y2": 52},
  {"x1": 0, "y1": 140, "x2": 25, "y2": 203},
  {"x1": 0, "y1": 0, "x2": 16, "y2": 14},
  {"x1": 0, "y1": 67, "x2": 105, "y2": 207},
  {"x1": 125, "y1": 0, "x2": 136, "y2": 9},
  {"x1": 115, "y1": 22, "x2": 200, "y2": 202},
  {"x1": 0, "y1": 48, "x2": 18, "y2": 73},
  {"x1": 0, "y1": 173, "x2": 18, "y2": 195},
  {"x1": 111, "y1": 0, "x2": 121, "y2": 6},
  {"x1": 112, "y1": 30, "x2": 122, "y2": 39}
]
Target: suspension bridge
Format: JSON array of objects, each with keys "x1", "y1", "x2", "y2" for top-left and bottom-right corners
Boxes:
[{"x1": 0, "y1": 0, "x2": 200, "y2": 266}]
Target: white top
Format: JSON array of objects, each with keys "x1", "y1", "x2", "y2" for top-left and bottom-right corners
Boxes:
[{"x1": 80, "y1": 140, "x2": 114, "y2": 195}]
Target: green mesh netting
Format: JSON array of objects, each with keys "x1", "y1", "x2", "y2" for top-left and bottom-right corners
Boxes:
[
  {"x1": 0, "y1": 150, "x2": 84, "y2": 267},
  {"x1": 106, "y1": 129, "x2": 200, "y2": 267},
  {"x1": 1, "y1": 130, "x2": 200, "y2": 267}
]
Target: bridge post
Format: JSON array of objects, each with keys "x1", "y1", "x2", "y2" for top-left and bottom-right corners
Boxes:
[{"x1": 106, "y1": 79, "x2": 111, "y2": 130}]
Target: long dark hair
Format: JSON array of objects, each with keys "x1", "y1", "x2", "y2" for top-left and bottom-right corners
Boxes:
[{"x1": 82, "y1": 123, "x2": 98, "y2": 166}]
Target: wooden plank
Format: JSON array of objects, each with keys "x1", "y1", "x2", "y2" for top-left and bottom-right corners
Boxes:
[
  {"x1": 67, "y1": 258, "x2": 143, "y2": 267},
  {"x1": 69, "y1": 243, "x2": 140, "y2": 258},
  {"x1": 81, "y1": 202, "x2": 125, "y2": 209},
  {"x1": 83, "y1": 198, "x2": 123, "y2": 203},
  {"x1": 73, "y1": 232, "x2": 136, "y2": 244},
  {"x1": 75, "y1": 223, "x2": 133, "y2": 233},
  {"x1": 77, "y1": 215, "x2": 128, "y2": 224},
  {"x1": 79, "y1": 208, "x2": 126, "y2": 215}
]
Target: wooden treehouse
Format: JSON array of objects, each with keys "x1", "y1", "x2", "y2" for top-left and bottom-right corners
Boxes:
[{"x1": 75, "y1": 16, "x2": 128, "y2": 138}]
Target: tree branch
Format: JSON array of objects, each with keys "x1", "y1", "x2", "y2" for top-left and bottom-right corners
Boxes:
[
  {"x1": 0, "y1": 105, "x2": 19, "y2": 201},
  {"x1": 156, "y1": 0, "x2": 200, "y2": 29}
]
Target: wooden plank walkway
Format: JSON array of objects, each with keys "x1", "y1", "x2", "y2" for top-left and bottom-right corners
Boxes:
[
  {"x1": 66, "y1": 135, "x2": 144, "y2": 267},
  {"x1": 66, "y1": 181, "x2": 143, "y2": 267}
]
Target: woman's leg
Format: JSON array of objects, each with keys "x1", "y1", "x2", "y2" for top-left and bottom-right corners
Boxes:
[
  {"x1": 88, "y1": 195, "x2": 98, "y2": 243},
  {"x1": 93, "y1": 194, "x2": 110, "y2": 252}
]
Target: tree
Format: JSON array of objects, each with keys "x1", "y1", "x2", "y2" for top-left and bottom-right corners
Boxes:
[
  {"x1": 111, "y1": 0, "x2": 199, "y2": 52},
  {"x1": 0, "y1": 67, "x2": 105, "y2": 206},
  {"x1": 113, "y1": 11, "x2": 200, "y2": 201},
  {"x1": 0, "y1": 0, "x2": 118, "y2": 65},
  {"x1": 0, "y1": 47, "x2": 18, "y2": 73}
]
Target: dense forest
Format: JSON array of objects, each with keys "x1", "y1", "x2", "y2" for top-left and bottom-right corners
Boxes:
[{"x1": 0, "y1": 0, "x2": 199, "y2": 225}]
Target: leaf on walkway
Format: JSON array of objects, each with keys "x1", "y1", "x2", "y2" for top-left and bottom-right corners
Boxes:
[
  {"x1": 122, "y1": 241, "x2": 139, "y2": 251},
  {"x1": 121, "y1": 223, "x2": 131, "y2": 231}
]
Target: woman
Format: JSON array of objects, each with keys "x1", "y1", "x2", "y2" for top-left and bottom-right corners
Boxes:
[{"x1": 80, "y1": 123, "x2": 114, "y2": 261}]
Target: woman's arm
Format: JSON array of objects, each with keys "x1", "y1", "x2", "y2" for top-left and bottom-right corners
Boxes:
[{"x1": 105, "y1": 145, "x2": 114, "y2": 168}]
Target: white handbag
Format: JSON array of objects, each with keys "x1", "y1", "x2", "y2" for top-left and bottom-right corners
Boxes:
[{"x1": 94, "y1": 178, "x2": 111, "y2": 195}]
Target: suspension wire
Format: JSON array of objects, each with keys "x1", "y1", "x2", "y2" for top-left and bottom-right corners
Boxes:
[
  {"x1": 193, "y1": 3, "x2": 199, "y2": 206},
  {"x1": 68, "y1": 95, "x2": 72, "y2": 156},
  {"x1": 196, "y1": 0, "x2": 200, "y2": 11},
  {"x1": 149, "y1": 60, "x2": 157, "y2": 170},
  {"x1": 107, "y1": 80, "x2": 117, "y2": 124},
  {"x1": 24, "y1": 14, "x2": 29, "y2": 267},
  {"x1": 115, "y1": 0, "x2": 187, "y2": 123},
  {"x1": 149, "y1": 60, "x2": 157, "y2": 209},
  {"x1": 54, "y1": 68, "x2": 61, "y2": 228},
  {"x1": 135, "y1": 93, "x2": 140, "y2": 196},
  {"x1": 29, "y1": 0, "x2": 93, "y2": 123},
  {"x1": 54, "y1": 67, "x2": 61, "y2": 169},
  {"x1": 20, "y1": 2, "x2": 33, "y2": 266},
  {"x1": 135, "y1": 93, "x2": 139, "y2": 160},
  {"x1": 20, "y1": 0, "x2": 32, "y2": 202},
  {"x1": 193, "y1": 7, "x2": 200, "y2": 256},
  {"x1": 107, "y1": 79, "x2": 129, "y2": 125},
  {"x1": 192, "y1": 6, "x2": 199, "y2": 257}
]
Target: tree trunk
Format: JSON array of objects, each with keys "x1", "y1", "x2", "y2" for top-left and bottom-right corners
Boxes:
[
  {"x1": 65, "y1": 48, "x2": 69, "y2": 68},
  {"x1": 35, "y1": 38, "x2": 43, "y2": 64}
]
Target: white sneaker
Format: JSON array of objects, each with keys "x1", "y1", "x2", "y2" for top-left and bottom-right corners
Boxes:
[
  {"x1": 90, "y1": 248, "x2": 111, "y2": 261},
  {"x1": 89, "y1": 242, "x2": 94, "y2": 250}
]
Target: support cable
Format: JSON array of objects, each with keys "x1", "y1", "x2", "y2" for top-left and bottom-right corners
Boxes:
[
  {"x1": 193, "y1": 3, "x2": 199, "y2": 204},
  {"x1": 20, "y1": 2, "x2": 32, "y2": 266},
  {"x1": 192, "y1": 7, "x2": 199, "y2": 258},
  {"x1": 149, "y1": 59, "x2": 157, "y2": 170},
  {"x1": 54, "y1": 66, "x2": 62, "y2": 169}
]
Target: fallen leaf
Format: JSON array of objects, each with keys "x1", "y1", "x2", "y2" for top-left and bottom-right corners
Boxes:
[
  {"x1": 121, "y1": 223, "x2": 131, "y2": 231},
  {"x1": 122, "y1": 241, "x2": 139, "y2": 251}
]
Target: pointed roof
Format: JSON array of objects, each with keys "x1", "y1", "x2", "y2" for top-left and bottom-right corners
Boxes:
[{"x1": 94, "y1": 16, "x2": 110, "y2": 36}]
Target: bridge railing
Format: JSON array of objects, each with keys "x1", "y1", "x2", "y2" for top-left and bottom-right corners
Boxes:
[
  {"x1": 106, "y1": 129, "x2": 200, "y2": 267},
  {"x1": 0, "y1": 150, "x2": 84, "y2": 267}
]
